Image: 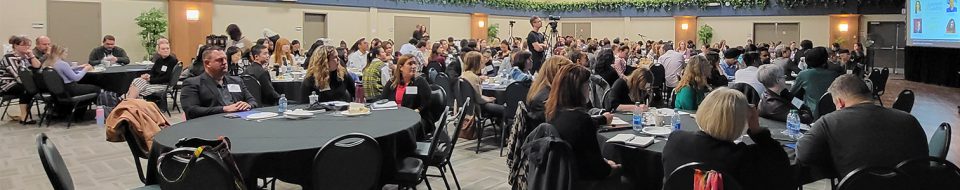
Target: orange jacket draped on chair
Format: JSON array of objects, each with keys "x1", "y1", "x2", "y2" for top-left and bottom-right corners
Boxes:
[{"x1": 105, "y1": 99, "x2": 170, "y2": 151}]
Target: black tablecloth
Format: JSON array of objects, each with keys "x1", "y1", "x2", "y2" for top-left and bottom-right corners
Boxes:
[
  {"x1": 272, "y1": 80, "x2": 303, "y2": 104},
  {"x1": 144, "y1": 106, "x2": 421, "y2": 188},
  {"x1": 79, "y1": 65, "x2": 152, "y2": 94},
  {"x1": 598, "y1": 111, "x2": 795, "y2": 190}
]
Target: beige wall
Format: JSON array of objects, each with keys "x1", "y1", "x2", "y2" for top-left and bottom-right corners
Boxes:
[
  {"x1": 628, "y1": 17, "x2": 675, "y2": 42},
  {"x1": 0, "y1": 0, "x2": 48, "y2": 40},
  {"x1": 698, "y1": 16, "x2": 831, "y2": 46},
  {"x1": 488, "y1": 16, "x2": 534, "y2": 41}
]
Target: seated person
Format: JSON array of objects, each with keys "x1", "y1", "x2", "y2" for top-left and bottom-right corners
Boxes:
[
  {"x1": 545, "y1": 64, "x2": 621, "y2": 188},
  {"x1": 733, "y1": 52, "x2": 764, "y2": 97},
  {"x1": 300, "y1": 46, "x2": 355, "y2": 103},
  {"x1": 2, "y1": 35, "x2": 42, "y2": 124},
  {"x1": 127, "y1": 42, "x2": 179, "y2": 99},
  {"x1": 606, "y1": 67, "x2": 653, "y2": 112},
  {"x1": 226, "y1": 46, "x2": 242, "y2": 76},
  {"x1": 796, "y1": 74, "x2": 928, "y2": 183},
  {"x1": 704, "y1": 49, "x2": 729, "y2": 88},
  {"x1": 46, "y1": 44, "x2": 101, "y2": 118},
  {"x1": 508, "y1": 51, "x2": 533, "y2": 81},
  {"x1": 383, "y1": 54, "x2": 434, "y2": 136},
  {"x1": 833, "y1": 49, "x2": 864, "y2": 78},
  {"x1": 789, "y1": 47, "x2": 839, "y2": 116},
  {"x1": 673, "y1": 55, "x2": 712, "y2": 110},
  {"x1": 424, "y1": 43, "x2": 446, "y2": 75},
  {"x1": 88, "y1": 35, "x2": 130, "y2": 66},
  {"x1": 180, "y1": 46, "x2": 257, "y2": 120},
  {"x1": 663, "y1": 88, "x2": 793, "y2": 190},
  {"x1": 526, "y1": 56, "x2": 572, "y2": 125},
  {"x1": 243, "y1": 45, "x2": 281, "y2": 105},
  {"x1": 362, "y1": 46, "x2": 391, "y2": 101},
  {"x1": 756, "y1": 64, "x2": 814, "y2": 124},
  {"x1": 460, "y1": 51, "x2": 504, "y2": 119}
]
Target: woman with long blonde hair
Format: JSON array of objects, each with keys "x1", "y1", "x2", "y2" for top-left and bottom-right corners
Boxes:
[
  {"x1": 525, "y1": 56, "x2": 572, "y2": 124},
  {"x1": 271, "y1": 38, "x2": 295, "y2": 68},
  {"x1": 673, "y1": 55, "x2": 712, "y2": 110},
  {"x1": 46, "y1": 44, "x2": 101, "y2": 119},
  {"x1": 300, "y1": 46, "x2": 353, "y2": 103}
]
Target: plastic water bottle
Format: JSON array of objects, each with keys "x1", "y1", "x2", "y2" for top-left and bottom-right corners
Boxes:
[
  {"x1": 671, "y1": 109, "x2": 681, "y2": 132},
  {"x1": 278, "y1": 94, "x2": 288, "y2": 113},
  {"x1": 309, "y1": 91, "x2": 319, "y2": 105},
  {"x1": 632, "y1": 102, "x2": 644, "y2": 133},
  {"x1": 787, "y1": 109, "x2": 800, "y2": 139},
  {"x1": 95, "y1": 106, "x2": 105, "y2": 128}
]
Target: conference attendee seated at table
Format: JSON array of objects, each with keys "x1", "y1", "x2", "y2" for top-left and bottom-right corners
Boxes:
[
  {"x1": 606, "y1": 67, "x2": 653, "y2": 112},
  {"x1": 185, "y1": 45, "x2": 212, "y2": 79},
  {"x1": 291, "y1": 39, "x2": 302, "y2": 57},
  {"x1": 243, "y1": 45, "x2": 281, "y2": 105},
  {"x1": 796, "y1": 74, "x2": 928, "y2": 183},
  {"x1": 346, "y1": 38, "x2": 369, "y2": 71},
  {"x1": 595, "y1": 48, "x2": 619, "y2": 85},
  {"x1": 733, "y1": 52, "x2": 764, "y2": 96},
  {"x1": 830, "y1": 49, "x2": 863, "y2": 78},
  {"x1": 126, "y1": 42, "x2": 178, "y2": 99},
  {"x1": 45, "y1": 44, "x2": 100, "y2": 118},
  {"x1": 757, "y1": 64, "x2": 814, "y2": 124},
  {"x1": 271, "y1": 38, "x2": 295, "y2": 69},
  {"x1": 789, "y1": 47, "x2": 839, "y2": 116},
  {"x1": 3, "y1": 35, "x2": 43, "y2": 124},
  {"x1": 424, "y1": 42, "x2": 446, "y2": 75},
  {"x1": 506, "y1": 50, "x2": 533, "y2": 81},
  {"x1": 33, "y1": 36, "x2": 51, "y2": 62},
  {"x1": 88, "y1": 35, "x2": 130, "y2": 66},
  {"x1": 301, "y1": 46, "x2": 355, "y2": 103},
  {"x1": 545, "y1": 64, "x2": 622, "y2": 188},
  {"x1": 567, "y1": 48, "x2": 590, "y2": 68},
  {"x1": 526, "y1": 56, "x2": 572, "y2": 125},
  {"x1": 383, "y1": 54, "x2": 434, "y2": 130},
  {"x1": 673, "y1": 55, "x2": 712, "y2": 110},
  {"x1": 460, "y1": 51, "x2": 504, "y2": 119},
  {"x1": 180, "y1": 46, "x2": 257, "y2": 120},
  {"x1": 362, "y1": 46, "x2": 392, "y2": 101},
  {"x1": 226, "y1": 46, "x2": 242, "y2": 76},
  {"x1": 612, "y1": 45, "x2": 630, "y2": 79},
  {"x1": 771, "y1": 45, "x2": 791, "y2": 70},
  {"x1": 660, "y1": 42, "x2": 685, "y2": 89},
  {"x1": 719, "y1": 48, "x2": 741, "y2": 81},
  {"x1": 759, "y1": 47, "x2": 772, "y2": 65},
  {"x1": 704, "y1": 49, "x2": 729, "y2": 88},
  {"x1": 662, "y1": 88, "x2": 793, "y2": 190}
]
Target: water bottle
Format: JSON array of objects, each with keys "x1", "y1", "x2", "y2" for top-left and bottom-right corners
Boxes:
[
  {"x1": 671, "y1": 108, "x2": 681, "y2": 132},
  {"x1": 95, "y1": 106, "x2": 105, "y2": 128},
  {"x1": 309, "y1": 91, "x2": 319, "y2": 105},
  {"x1": 787, "y1": 109, "x2": 800, "y2": 139},
  {"x1": 632, "y1": 102, "x2": 644, "y2": 133},
  {"x1": 278, "y1": 94, "x2": 288, "y2": 113}
]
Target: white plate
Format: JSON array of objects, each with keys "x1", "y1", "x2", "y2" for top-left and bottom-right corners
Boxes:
[
  {"x1": 284, "y1": 110, "x2": 314, "y2": 117},
  {"x1": 642, "y1": 127, "x2": 673, "y2": 136},
  {"x1": 341, "y1": 110, "x2": 371, "y2": 116},
  {"x1": 247, "y1": 112, "x2": 279, "y2": 120},
  {"x1": 284, "y1": 115, "x2": 312, "y2": 120}
]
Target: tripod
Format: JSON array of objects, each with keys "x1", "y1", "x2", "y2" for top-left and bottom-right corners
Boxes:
[{"x1": 544, "y1": 26, "x2": 559, "y2": 58}]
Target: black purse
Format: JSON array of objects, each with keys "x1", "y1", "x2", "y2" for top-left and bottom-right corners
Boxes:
[{"x1": 158, "y1": 136, "x2": 246, "y2": 190}]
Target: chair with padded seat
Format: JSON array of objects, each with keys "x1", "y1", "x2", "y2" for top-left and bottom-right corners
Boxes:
[
  {"x1": 456, "y1": 79, "x2": 501, "y2": 154},
  {"x1": 501, "y1": 80, "x2": 530, "y2": 156},
  {"x1": 144, "y1": 64, "x2": 183, "y2": 116},
  {"x1": 891, "y1": 89, "x2": 915, "y2": 113},
  {"x1": 239, "y1": 75, "x2": 263, "y2": 106},
  {"x1": 837, "y1": 166, "x2": 910, "y2": 190},
  {"x1": 896, "y1": 156, "x2": 960, "y2": 190},
  {"x1": 415, "y1": 106, "x2": 458, "y2": 190},
  {"x1": 663, "y1": 162, "x2": 743, "y2": 190},
  {"x1": 929, "y1": 123, "x2": 952, "y2": 159},
  {"x1": 118, "y1": 120, "x2": 150, "y2": 184},
  {"x1": 816, "y1": 92, "x2": 835, "y2": 119},
  {"x1": 37, "y1": 133, "x2": 74, "y2": 190},
  {"x1": 311, "y1": 133, "x2": 383, "y2": 190},
  {"x1": 729, "y1": 82, "x2": 761, "y2": 105},
  {"x1": 40, "y1": 69, "x2": 98, "y2": 128},
  {"x1": 19, "y1": 70, "x2": 51, "y2": 126}
]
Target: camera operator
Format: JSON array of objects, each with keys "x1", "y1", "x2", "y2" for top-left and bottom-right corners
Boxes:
[{"x1": 527, "y1": 16, "x2": 547, "y2": 73}]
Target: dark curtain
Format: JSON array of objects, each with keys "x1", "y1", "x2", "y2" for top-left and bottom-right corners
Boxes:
[{"x1": 904, "y1": 46, "x2": 960, "y2": 87}]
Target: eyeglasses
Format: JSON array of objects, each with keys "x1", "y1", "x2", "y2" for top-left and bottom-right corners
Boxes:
[{"x1": 206, "y1": 58, "x2": 226, "y2": 63}]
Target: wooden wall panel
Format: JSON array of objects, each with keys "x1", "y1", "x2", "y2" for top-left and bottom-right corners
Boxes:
[
  {"x1": 168, "y1": 0, "x2": 213, "y2": 66},
  {"x1": 829, "y1": 14, "x2": 861, "y2": 49},
  {"x1": 675, "y1": 16, "x2": 697, "y2": 46},
  {"x1": 471, "y1": 13, "x2": 489, "y2": 40}
]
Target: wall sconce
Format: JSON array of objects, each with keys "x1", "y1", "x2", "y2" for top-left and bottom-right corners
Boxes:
[
  {"x1": 478, "y1": 21, "x2": 485, "y2": 27},
  {"x1": 838, "y1": 23, "x2": 849, "y2": 32},
  {"x1": 186, "y1": 9, "x2": 200, "y2": 21},
  {"x1": 681, "y1": 23, "x2": 689, "y2": 30}
]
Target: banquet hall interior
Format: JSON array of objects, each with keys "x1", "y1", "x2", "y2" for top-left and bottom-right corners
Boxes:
[{"x1": 2, "y1": 0, "x2": 959, "y2": 189}]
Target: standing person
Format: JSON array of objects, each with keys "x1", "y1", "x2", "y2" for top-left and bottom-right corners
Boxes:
[
  {"x1": 127, "y1": 42, "x2": 179, "y2": 99},
  {"x1": 180, "y1": 46, "x2": 257, "y2": 120},
  {"x1": 243, "y1": 45, "x2": 281, "y2": 105},
  {"x1": 225, "y1": 24, "x2": 253, "y2": 53},
  {"x1": 33, "y1": 36, "x2": 51, "y2": 62},
  {"x1": 850, "y1": 42, "x2": 865, "y2": 68},
  {"x1": 347, "y1": 38, "x2": 370, "y2": 71},
  {"x1": 46, "y1": 44, "x2": 100, "y2": 118},
  {"x1": 2, "y1": 36, "x2": 43, "y2": 124},
  {"x1": 88, "y1": 35, "x2": 130, "y2": 66},
  {"x1": 527, "y1": 16, "x2": 547, "y2": 73}
]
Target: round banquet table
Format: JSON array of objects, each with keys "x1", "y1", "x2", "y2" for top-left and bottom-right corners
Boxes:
[
  {"x1": 598, "y1": 111, "x2": 797, "y2": 190},
  {"x1": 79, "y1": 64, "x2": 152, "y2": 94},
  {"x1": 271, "y1": 80, "x2": 304, "y2": 104},
  {"x1": 144, "y1": 106, "x2": 422, "y2": 188}
]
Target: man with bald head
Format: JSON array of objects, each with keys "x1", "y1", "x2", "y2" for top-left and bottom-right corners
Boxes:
[
  {"x1": 180, "y1": 46, "x2": 258, "y2": 120},
  {"x1": 33, "y1": 36, "x2": 51, "y2": 62}
]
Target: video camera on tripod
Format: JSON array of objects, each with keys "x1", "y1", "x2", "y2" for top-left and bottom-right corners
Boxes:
[{"x1": 547, "y1": 15, "x2": 560, "y2": 33}]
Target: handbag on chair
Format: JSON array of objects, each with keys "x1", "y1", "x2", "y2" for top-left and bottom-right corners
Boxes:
[{"x1": 159, "y1": 136, "x2": 246, "y2": 190}]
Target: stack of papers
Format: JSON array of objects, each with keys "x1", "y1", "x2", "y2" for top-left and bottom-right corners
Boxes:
[
  {"x1": 606, "y1": 134, "x2": 655, "y2": 147},
  {"x1": 371, "y1": 101, "x2": 399, "y2": 110}
]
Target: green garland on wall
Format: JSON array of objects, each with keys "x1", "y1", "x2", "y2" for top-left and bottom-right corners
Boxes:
[{"x1": 391, "y1": 0, "x2": 770, "y2": 12}]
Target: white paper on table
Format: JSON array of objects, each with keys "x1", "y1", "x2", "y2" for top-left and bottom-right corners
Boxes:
[
  {"x1": 609, "y1": 117, "x2": 629, "y2": 126},
  {"x1": 791, "y1": 98, "x2": 804, "y2": 109},
  {"x1": 606, "y1": 134, "x2": 635, "y2": 143},
  {"x1": 371, "y1": 101, "x2": 399, "y2": 110},
  {"x1": 605, "y1": 134, "x2": 655, "y2": 147}
]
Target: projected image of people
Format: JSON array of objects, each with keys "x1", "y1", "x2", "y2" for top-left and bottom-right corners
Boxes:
[
  {"x1": 948, "y1": 0, "x2": 957, "y2": 12},
  {"x1": 948, "y1": 19, "x2": 956, "y2": 34},
  {"x1": 916, "y1": 0, "x2": 922, "y2": 13},
  {"x1": 914, "y1": 19, "x2": 923, "y2": 33}
]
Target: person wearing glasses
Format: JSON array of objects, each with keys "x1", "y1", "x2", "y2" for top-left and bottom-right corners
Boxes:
[
  {"x1": 180, "y1": 46, "x2": 258, "y2": 120},
  {"x1": 757, "y1": 64, "x2": 813, "y2": 124}
]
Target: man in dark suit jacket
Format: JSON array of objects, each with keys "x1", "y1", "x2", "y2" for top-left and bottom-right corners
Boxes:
[
  {"x1": 242, "y1": 45, "x2": 280, "y2": 105},
  {"x1": 796, "y1": 74, "x2": 928, "y2": 183},
  {"x1": 181, "y1": 46, "x2": 258, "y2": 120}
]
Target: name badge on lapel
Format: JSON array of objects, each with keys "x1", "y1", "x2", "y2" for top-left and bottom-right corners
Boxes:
[
  {"x1": 405, "y1": 86, "x2": 418, "y2": 95},
  {"x1": 161, "y1": 65, "x2": 168, "y2": 72},
  {"x1": 227, "y1": 84, "x2": 241, "y2": 93}
]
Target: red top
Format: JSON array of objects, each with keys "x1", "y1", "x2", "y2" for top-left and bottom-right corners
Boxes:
[{"x1": 395, "y1": 83, "x2": 406, "y2": 105}]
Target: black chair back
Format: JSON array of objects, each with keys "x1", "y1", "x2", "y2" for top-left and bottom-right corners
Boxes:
[
  {"x1": 896, "y1": 156, "x2": 960, "y2": 190},
  {"x1": 457, "y1": 79, "x2": 478, "y2": 117},
  {"x1": 435, "y1": 73, "x2": 454, "y2": 107},
  {"x1": 589, "y1": 75, "x2": 610, "y2": 109},
  {"x1": 239, "y1": 75, "x2": 262, "y2": 105},
  {"x1": 446, "y1": 100, "x2": 470, "y2": 159},
  {"x1": 19, "y1": 70, "x2": 40, "y2": 95},
  {"x1": 41, "y1": 69, "x2": 70, "y2": 99},
  {"x1": 729, "y1": 83, "x2": 761, "y2": 105},
  {"x1": 503, "y1": 80, "x2": 531, "y2": 121},
  {"x1": 892, "y1": 89, "x2": 915, "y2": 113},
  {"x1": 650, "y1": 64, "x2": 666, "y2": 88},
  {"x1": 663, "y1": 162, "x2": 742, "y2": 190},
  {"x1": 312, "y1": 133, "x2": 382, "y2": 190},
  {"x1": 837, "y1": 166, "x2": 909, "y2": 190},
  {"x1": 868, "y1": 68, "x2": 882, "y2": 93},
  {"x1": 601, "y1": 89, "x2": 614, "y2": 111},
  {"x1": 158, "y1": 147, "x2": 242, "y2": 190},
  {"x1": 930, "y1": 123, "x2": 952, "y2": 159},
  {"x1": 119, "y1": 121, "x2": 149, "y2": 183},
  {"x1": 876, "y1": 67, "x2": 890, "y2": 95},
  {"x1": 429, "y1": 84, "x2": 447, "y2": 122},
  {"x1": 426, "y1": 107, "x2": 451, "y2": 160},
  {"x1": 168, "y1": 64, "x2": 184, "y2": 88},
  {"x1": 817, "y1": 92, "x2": 835, "y2": 118},
  {"x1": 37, "y1": 133, "x2": 74, "y2": 190}
]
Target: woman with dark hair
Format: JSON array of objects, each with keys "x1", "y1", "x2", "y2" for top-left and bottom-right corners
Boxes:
[
  {"x1": 301, "y1": 46, "x2": 355, "y2": 103},
  {"x1": 383, "y1": 54, "x2": 434, "y2": 134},
  {"x1": 225, "y1": 24, "x2": 252, "y2": 53},
  {"x1": 425, "y1": 42, "x2": 447, "y2": 74},
  {"x1": 186, "y1": 45, "x2": 210, "y2": 78},
  {"x1": 595, "y1": 48, "x2": 619, "y2": 85},
  {"x1": 789, "y1": 47, "x2": 839, "y2": 115},
  {"x1": 851, "y1": 42, "x2": 865, "y2": 67},
  {"x1": 290, "y1": 40, "x2": 302, "y2": 57},
  {"x1": 362, "y1": 46, "x2": 391, "y2": 101},
  {"x1": 2, "y1": 35, "x2": 42, "y2": 123},
  {"x1": 705, "y1": 49, "x2": 729, "y2": 88},
  {"x1": 545, "y1": 64, "x2": 622, "y2": 188},
  {"x1": 497, "y1": 40, "x2": 511, "y2": 60},
  {"x1": 607, "y1": 67, "x2": 653, "y2": 111},
  {"x1": 226, "y1": 46, "x2": 242, "y2": 76}
]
